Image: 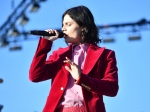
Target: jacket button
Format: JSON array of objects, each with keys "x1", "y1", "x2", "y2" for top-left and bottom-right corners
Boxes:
[{"x1": 60, "y1": 87, "x2": 64, "y2": 90}]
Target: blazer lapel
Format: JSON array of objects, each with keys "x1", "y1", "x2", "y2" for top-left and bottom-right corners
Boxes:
[
  {"x1": 82, "y1": 45, "x2": 105, "y2": 75},
  {"x1": 61, "y1": 44, "x2": 73, "y2": 79}
]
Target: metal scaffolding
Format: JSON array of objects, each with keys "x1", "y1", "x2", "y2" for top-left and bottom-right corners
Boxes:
[{"x1": 0, "y1": 0, "x2": 150, "y2": 50}]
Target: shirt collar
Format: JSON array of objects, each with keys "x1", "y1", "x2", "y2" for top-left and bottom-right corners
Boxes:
[{"x1": 72, "y1": 43, "x2": 89, "y2": 53}]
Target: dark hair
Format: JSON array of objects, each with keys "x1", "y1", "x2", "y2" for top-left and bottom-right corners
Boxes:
[{"x1": 62, "y1": 5, "x2": 101, "y2": 45}]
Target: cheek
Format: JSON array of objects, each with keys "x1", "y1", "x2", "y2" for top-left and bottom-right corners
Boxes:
[{"x1": 69, "y1": 29, "x2": 82, "y2": 38}]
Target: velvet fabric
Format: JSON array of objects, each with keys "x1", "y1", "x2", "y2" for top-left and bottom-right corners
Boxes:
[{"x1": 29, "y1": 38, "x2": 119, "y2": 112}]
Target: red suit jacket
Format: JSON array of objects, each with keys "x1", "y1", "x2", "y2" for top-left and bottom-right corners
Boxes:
[{"x1": 29, "y1": 38, "x2": 119, "y2": 112}]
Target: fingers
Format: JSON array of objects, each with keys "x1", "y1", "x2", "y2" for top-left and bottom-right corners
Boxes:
[
  {"x1": 65, "y1": 66, "x2": 71, "y2": 72},
  {"x1": 64, "y1": 57, "x2": 81, "y2": 81},
  {"x1": 45, "y1": 29, "x2": 59, "y2": 36},
  {"x1": 64, "y1": 57, "x2": 74, "y2": 65},
  {"x1": 43, "y1": 29, "x2": 59, "y2": 41},
  {"x1": 64, "y1": 57, "x2": 72, "y2": 72},
  {"x1": 45, "y1": 29, "x2": 56, "y2": 34}
]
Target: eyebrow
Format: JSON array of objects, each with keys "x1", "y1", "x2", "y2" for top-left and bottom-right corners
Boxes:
[
  {"x1": 62, "y1": 22, "x2": 72, "y2": 25},
  {"x1": 63, "y1": 21, "x2": 72, "y2": 24}
]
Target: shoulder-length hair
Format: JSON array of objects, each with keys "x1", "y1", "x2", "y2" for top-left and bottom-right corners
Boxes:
[{"x1": 62, "y1": 5, "x2": 101, "y2": 45}]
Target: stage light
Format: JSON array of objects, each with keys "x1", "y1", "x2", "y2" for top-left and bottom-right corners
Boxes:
[
  {"x1": 8, "y1": 28, "x2": 20, "y2": 37},
  {"x1": 9, "y1": 45, "x2": 22, "y2": 51},
  {"x1": 0, "y1": 37, "x2": 9, "y2": 47},
  {"x1": 19, "y1": 14, "x2": 29, "y2": 25},
  {"x1": 30, "y1": 3, "x2": 40, "y2": 12},
  {"x1": 102, "y1": 38, "x2": 115, "y2": 43},
  {"x1": 128, "y1": 35, "x2": 141, "y2": 41},
  {"x1": 39, "y1": 0, "x2": 47, "y2": 2},
  {"x1": 0, "y1": 78, "x2": 3, "y2": 83},
  {"x1": 0, "y1": 104, "x2": 3, "y2": 112}
]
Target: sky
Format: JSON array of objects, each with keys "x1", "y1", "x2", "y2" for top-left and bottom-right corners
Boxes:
[{"x1": 0, "y1": 0, "x2": 150, "y2": 112}]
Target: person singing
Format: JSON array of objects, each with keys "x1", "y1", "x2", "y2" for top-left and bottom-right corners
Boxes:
[{"x1": 29, "y1": 5, "x2": 119, "y2": 112}]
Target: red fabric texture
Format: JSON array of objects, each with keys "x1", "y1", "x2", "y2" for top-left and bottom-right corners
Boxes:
[{"x1": 29, "y1": 38, "x2": 119, "y2": 112}]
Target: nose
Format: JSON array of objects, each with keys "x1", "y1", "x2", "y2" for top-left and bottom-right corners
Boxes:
[
  {"x1": 61, "y1": 26, "x2": 66, "y2": 32},
  {"x1": 61, "y1": 27, "x2": 64, "y2": 31}
]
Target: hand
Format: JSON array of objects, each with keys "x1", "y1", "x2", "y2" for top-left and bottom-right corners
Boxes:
[
  {"x1": 42, "y1": 29, "x2": 59, "y2": 41},
  {"x1": 64, "y1": 57, "x2": 81, "y2": 81}
]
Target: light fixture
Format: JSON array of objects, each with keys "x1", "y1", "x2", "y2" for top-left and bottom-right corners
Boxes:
[
  {"x1": 0, "y1": 40, "x2": 9, "y2": 47},
  {"x1": 8, "y1": 28, "x2": 20, "y2": 36},
  {"x1": 103, "y1": 38, "x2": 115, "y2": 43},
  {"x1": 102, "y1": 34, "x2": 115, "y2": 43},
  {"x1": 19, "y1": 14, "x2": 29, "y2": 25},
  {"x1": 9, "y1": 45, "x2": 22, "y2": 51},
  {"x1": 0, "y1": 36, "x2": 9, "y2": 47},
  {"x1": 0, "y1": 78, "x2": 3, "y2": 83},
  {"x1": 0, "y1": 105, "x2": 3, "y2": 111},
  {"x1": 128, "y1": 35, "x2": 141, "y2": 41},
  {"x1": 128, "y1": 28, "x2": 141, "y2": 41},
  {"x1": 30, "y1": 3, "x2": 40, "y2": 12},
  {"x1": 39, "y1": 0, "x2": 47, "y2": 2}
]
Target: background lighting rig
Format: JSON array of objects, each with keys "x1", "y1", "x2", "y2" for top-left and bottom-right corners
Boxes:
[
  {"x1": 0, "y1": 0, "x2": 150, "y2": 50},
  {"x1": 0, "y1": 0, "x2": 47, "y2": 51}
]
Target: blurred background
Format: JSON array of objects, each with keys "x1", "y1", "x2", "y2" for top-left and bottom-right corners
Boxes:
[{"x1": 0, "y1": 0, "x2": 150, "y2": 112}]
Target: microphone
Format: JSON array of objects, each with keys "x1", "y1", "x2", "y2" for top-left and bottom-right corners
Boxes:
[{"x1": 29, "y1": 30, "x2": 64, "y2": 38}]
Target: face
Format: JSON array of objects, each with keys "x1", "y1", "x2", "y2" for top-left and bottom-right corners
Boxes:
[{"x1": 62, "y1": 14, "x2": 83, "y2": 44}]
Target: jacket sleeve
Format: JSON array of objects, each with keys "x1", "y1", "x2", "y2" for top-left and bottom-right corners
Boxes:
[
  {"x1": 77, "y1": 50, "x2": 119, "y2": 97},
  {"x1": 29, "y1": 37, "x2": 57, "y2": 82}
]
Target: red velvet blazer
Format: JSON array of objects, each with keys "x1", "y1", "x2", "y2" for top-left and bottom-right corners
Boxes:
[{"x1": 29, "y1": 38, "x2": 119, "y2": 112}]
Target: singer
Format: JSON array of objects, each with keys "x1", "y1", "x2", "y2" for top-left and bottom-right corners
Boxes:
[{"x1": 29, "y1": 5, "x2": 119, "y2": 112}]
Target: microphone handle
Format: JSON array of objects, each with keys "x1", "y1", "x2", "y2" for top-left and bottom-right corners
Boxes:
[{"x1": 29, "y1": 30, "x2": 64, "y2": 38}]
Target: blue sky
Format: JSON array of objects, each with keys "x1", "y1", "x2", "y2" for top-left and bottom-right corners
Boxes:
[{"x1": 0, "y1": 0, "x2": 150, "y2": 112}]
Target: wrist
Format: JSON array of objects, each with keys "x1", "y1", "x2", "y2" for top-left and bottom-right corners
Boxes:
[{"x1": 75, "y1": 74, "x2": 81, "y2": 84}]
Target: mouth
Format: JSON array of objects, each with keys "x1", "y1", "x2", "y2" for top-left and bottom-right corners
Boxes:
[{"x1": 63, "y1": 33, "x2": 68, "y2": 38}]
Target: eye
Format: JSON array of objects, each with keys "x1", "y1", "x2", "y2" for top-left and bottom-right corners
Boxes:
[{"x1": 67, "y1": 23, "x2": 71, "y2": 26}]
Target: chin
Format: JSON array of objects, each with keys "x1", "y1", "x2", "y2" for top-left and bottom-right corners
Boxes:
[
  {"x1": 64, "y1": 38, "x2": 70, "y2": 43},
  {"x1": 64, "y1": 40, "x2": 70, "y2": 44}
]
